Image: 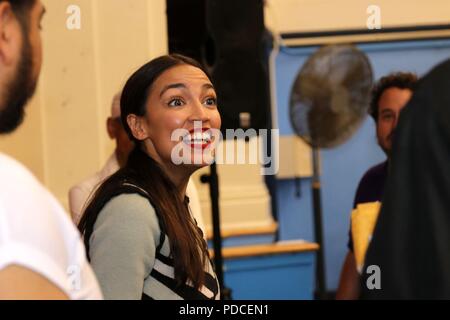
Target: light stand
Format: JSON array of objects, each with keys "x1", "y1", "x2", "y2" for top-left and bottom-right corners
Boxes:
[{"x1": 201, "y1": 162, "x2": 232, "y2": 300}]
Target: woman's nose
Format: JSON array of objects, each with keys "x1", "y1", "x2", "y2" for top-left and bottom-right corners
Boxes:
[{"x1": 189, "y1": 101, "x2": 210, "y2": 122}]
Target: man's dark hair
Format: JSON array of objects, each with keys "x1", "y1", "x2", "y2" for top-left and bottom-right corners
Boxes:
[
  {"x1": 3, "y1": 0, "x2": 36, "y2": 32},
  {"x1": 370, "y1": 72, "x2": 418, "y2": 122}
]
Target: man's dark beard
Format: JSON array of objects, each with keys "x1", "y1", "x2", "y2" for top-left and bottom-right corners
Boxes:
[{"x1": 0, "y1": 34, "x2": 36, "y2": 134}]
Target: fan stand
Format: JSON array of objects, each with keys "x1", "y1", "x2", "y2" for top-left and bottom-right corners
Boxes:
[
  {"x1": 287, "y1": 44, "x2": 373, "y2": 300},
  {"x1": 312, "y1": 147, "x2": 327, "y2": 300}
]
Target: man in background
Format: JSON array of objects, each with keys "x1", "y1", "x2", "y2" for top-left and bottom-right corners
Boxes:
[
  {"x1": 336, "y1": 72, "x2": 418, "y2": 299},
  {"x1": 0, "y1": 0, "x2": 101, "y2": 299},
  {"x1": 69, "y1": 92, "x2": 134, "y2": 224}
]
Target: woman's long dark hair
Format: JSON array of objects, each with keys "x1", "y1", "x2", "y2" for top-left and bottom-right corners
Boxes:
[{"x1": 78, "y1": 54, "x2": 212, "y2": 289}]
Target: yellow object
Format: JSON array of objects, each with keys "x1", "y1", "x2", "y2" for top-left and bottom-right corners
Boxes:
[{"x1": 351, "y1": 201, "x2": 381, "y2": 273}]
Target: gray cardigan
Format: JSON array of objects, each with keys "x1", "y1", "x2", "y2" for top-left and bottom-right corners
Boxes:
[{"x1": 88, "y1": 193, "x2": 219, "y2": 300}]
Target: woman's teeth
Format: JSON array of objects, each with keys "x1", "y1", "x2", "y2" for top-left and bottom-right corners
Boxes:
[{"x1": 184, "y1": 132, "x2": 212, "y2": 144}]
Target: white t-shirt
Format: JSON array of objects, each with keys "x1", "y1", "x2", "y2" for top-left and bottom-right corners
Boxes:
[{"x1": 0, "y1": 153, "x2": 102, "y2": 300}]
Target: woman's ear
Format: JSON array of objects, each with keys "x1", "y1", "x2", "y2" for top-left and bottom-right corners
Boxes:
[{"x1": 127, "y1": 114, "x2": 148, "y2": 141}]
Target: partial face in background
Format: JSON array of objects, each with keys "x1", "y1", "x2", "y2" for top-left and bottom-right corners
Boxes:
[
  {"x1": 0, "y1": 0, "x2": 45, "y2": 134},
  {"x1": 130, "y1": 64, "x2": 221, "y2": 168},
  {"x1": 376, "y1": 87, "x2": 412, "y2": 155},
  {"x1": 107, "y1": 117, "x2": 134, "y2": 162}
]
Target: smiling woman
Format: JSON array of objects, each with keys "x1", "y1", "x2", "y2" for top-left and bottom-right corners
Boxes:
[
  {"x1": 127, "y1": 61, "x2": 221, "y2": 169},
  {"x1": 78, "y1": 54, "x2": 221, "y2": 300}
]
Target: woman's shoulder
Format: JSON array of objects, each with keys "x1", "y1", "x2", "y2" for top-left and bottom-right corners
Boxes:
[
  {"x1": 104, "y1": 192, "x2": 155, "y2": 212},
  {"x1": 94, "y1": 192, "x2": 161, "y2": 240}
]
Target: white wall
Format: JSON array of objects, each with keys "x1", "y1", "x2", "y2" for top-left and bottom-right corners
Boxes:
[
  {"x1": 266, "y1": 0, "x2": 450, "y2": 33},
  {"x1": 0, "y1": 0, "x2": 168, "y2": 210}
]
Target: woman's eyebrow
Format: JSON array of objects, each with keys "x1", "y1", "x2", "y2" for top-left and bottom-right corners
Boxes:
[
  {"x1": 159, "y1": 83, "x2": 215, "y2": 97},
  {"x1": 159, "y1": 83, "x2": 187, "y2": 97},
  {"x1": 202, "y1": 83, "x2": 215, "y2": 91}
]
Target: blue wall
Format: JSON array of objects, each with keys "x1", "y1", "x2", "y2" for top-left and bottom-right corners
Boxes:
[
  {"x1": 224, "y1": 252, "x2": 316, "y2": 300},
  {"x1": 274, "y1": 39, "x2": 450, "y2": 291}
]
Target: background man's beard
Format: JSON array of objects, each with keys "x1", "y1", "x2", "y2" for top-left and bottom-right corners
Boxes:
[
  {"x1": 0, "y1": 36, "x2": 36, "y2": 134},
  {"x1": 379, "y1": 138, "x2": 391, "y2": 158}
]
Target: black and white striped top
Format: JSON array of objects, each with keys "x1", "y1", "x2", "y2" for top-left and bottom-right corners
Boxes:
[
  {"x1": 88, "y1": 185, "x2": 220, "y2": 300},
  {"x1": 143, "y1": 228, "x2": 219, "y2": 300}
]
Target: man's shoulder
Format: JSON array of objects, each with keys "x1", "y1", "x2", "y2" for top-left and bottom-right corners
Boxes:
[
  {"x1": 70, "y1": 154, "x2": 119, "y2": 196},
  {"x1": 353, "y1": 160, "x2": 388, "y2": 207},
  {"x1": 0, "y1": 154, "x2": 102, "y2": 299},
  {"x1": 70, "y1": 172, "x2": 102, "y2": 196},
  {"x1": 0, "y1": 153, "x2": 78, "y2": 253},
  {"x1": 0, "y1": 152, "x2": 64, "y2": 212},
  {"x1": 0, "y1": 153, "x2": 32, "y2": 176},
  {"x1": 0, "y1": 153, "x2": 43, "y2": 193},
  {"x1": 360, "y1": 160, "x2": 388, "y2": 184}
]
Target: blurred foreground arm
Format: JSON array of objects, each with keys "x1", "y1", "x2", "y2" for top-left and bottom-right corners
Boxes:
[
  {"x1": 336, "y1": 251, "x2": 360, "y2": 300},
  {"x1": 0, "y1": 265, "x2": 68, "y2": 300}
]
